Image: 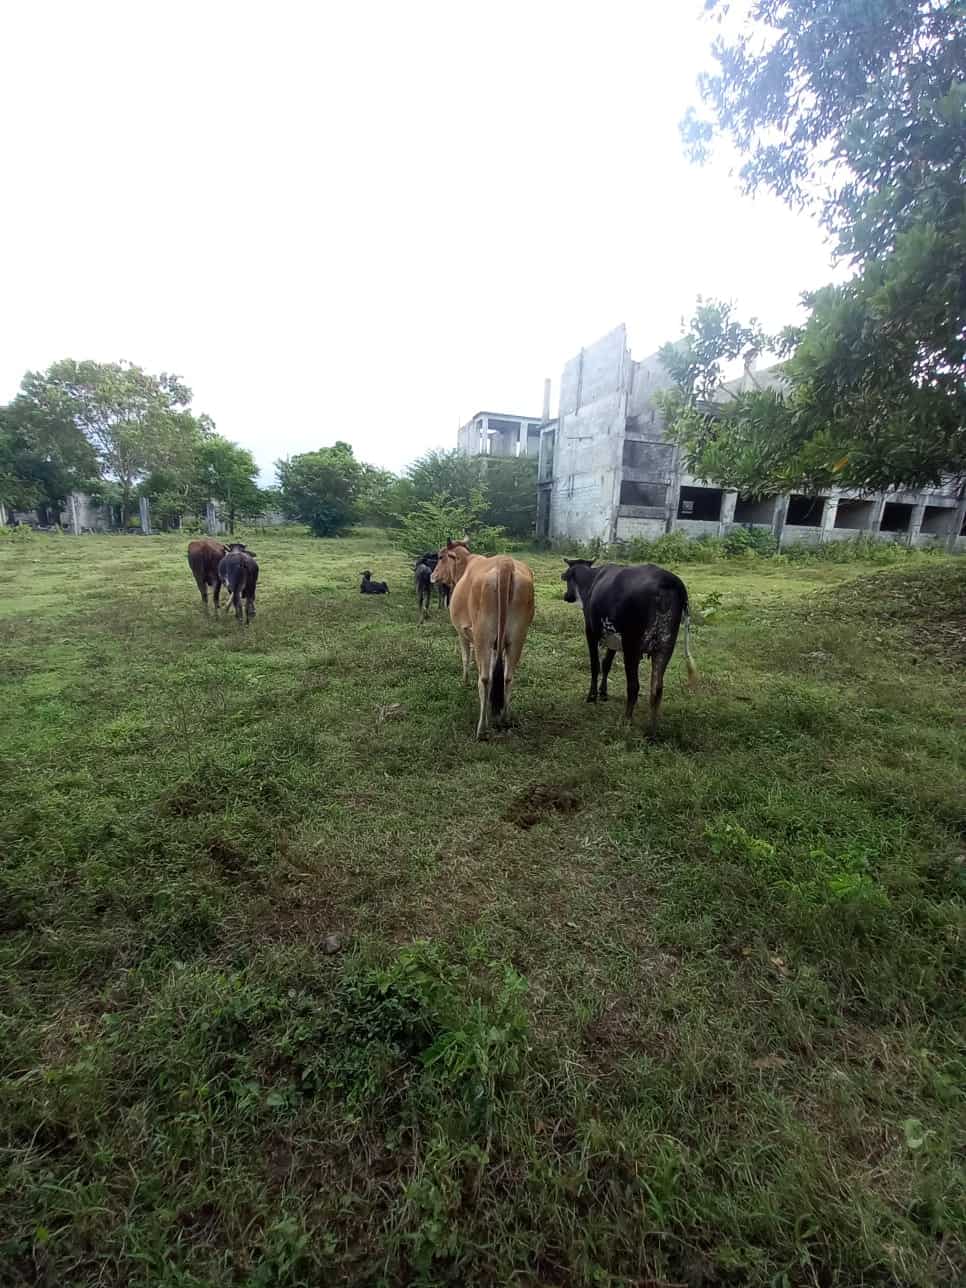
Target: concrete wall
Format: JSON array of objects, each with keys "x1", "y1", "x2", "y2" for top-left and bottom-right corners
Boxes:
[
  {"x1": 548, "y1": 326, "x2": 629, "y2": 543},
  {"x1": 615, "y1": 514, "x2": 666, "y2": 541}
]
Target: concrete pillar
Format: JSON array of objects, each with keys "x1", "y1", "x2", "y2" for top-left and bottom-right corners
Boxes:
[
  {"x1": 948, "y1": 494, "x2": 966, "y2": 553},
  {"x1": 481, "y1": 415, "x2": 489, "y2": 456},
  {"x1": 906, "y1": 499, "x2": 926, "y2": 546},
  {"x1": 518, "y1": 422, "x2": 527, "y2": 458},
  {"x1": 867, "y1": 496, "x2": 886, "y2": 539},
  {"x1": 718, "y1": 490, "x2": 738, "y2": 536},
  {"x1": 0, "y1": 500, "x2": 7, "y2": 526},
  {"x1": 772, "y1": 495, "x2": 790, "y2": 549},
  {"x1": 542, "y1": 378, "x2": 551, "y2": 423},
  {"x1": 69, "y1": 493, "x2": 81, "y2": 535},
  {"x1": 138, "y1": 495, "x2": 152, "y2": 535},
  {"x1": 819, "y1": 495, "x2": 839, "y2": 543},
  {"x1": 665, "y1": 447, "x2": 682, "y2": 534},
  {"x1": 206, "y1": 501, "x2": 219, "y2": 535}
]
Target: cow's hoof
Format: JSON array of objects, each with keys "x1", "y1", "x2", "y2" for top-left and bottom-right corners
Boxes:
[
  {"x1": 586, "y1": 694, "x2": 597, "y2": 704},
  {"x1": 599, "y1": 692, "x2": 609, "y2": 702}
]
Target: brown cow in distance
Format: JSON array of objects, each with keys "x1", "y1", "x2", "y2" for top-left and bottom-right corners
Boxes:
[
  {"x1": 187, "y1": 538, "x2": 227, "y2": 610},
  {"x1": 431, "y1": 540, "x2": 535, "y2": 739}
]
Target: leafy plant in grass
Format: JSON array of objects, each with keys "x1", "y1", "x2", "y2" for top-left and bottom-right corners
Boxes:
[
  {"x1": 705, "y1": 820, "x2": 889, "y2": 909},
  {"x1": 394, "y1": 495, "x2": 506, "y2": 560}
]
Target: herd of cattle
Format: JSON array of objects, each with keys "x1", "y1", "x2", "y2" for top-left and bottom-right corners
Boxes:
[{"x1": 186, "y1": 537, "x2": 696, "y2": 739}]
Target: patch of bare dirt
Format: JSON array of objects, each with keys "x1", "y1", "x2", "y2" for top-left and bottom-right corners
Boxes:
[{"x1": 504, "y1": 782, "x2": 582, "y2": 830}]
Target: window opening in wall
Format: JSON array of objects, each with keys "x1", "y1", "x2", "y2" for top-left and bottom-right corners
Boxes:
[
  {"x1": 677, "y1": 486, "x2": 722, "y2": 521},
  {"x1": 733, "y1": 495, "x2": 775, "y2": 524},
  {"x1": 834, "y1": 498, "x2": 876, "y2": 530},
  {"x1": 920, "y1": 505, "x2": 953, "y2": 535},
  {"x1": 619, "y1": 481, "x2": 666, "y2": 508},
  {"x1": 880, "y1": 501, "x2": 913, "y2": 532},
  {"x1": 785, "y1": 494, "x2": 825, "y2": 525}
]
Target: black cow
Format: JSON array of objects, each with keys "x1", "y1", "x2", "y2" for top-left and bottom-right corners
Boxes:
[
  {"x1": 561, "y1": 559, "x2": 696, "y2": 735},
  {"x1": 414, "y1": 552, "x2": 449, "y2": 620},
  {"x1": 360, "y1": 570, "x2": 389, "y2": 595},
  {"x1": 218, "y1": 544, "x2": 259, "y2": 624}
]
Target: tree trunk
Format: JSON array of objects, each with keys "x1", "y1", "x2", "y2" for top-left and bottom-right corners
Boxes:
[{"x1": 229, "y1": 505, "x2": 235, "y2": 535}]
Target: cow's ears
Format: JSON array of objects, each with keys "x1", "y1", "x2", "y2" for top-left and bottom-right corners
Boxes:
[
  {"x1": 563, "y1": 558, "x2": 574, "y2": 567},
  {"x1": 586, "y1": 557, "x2": 596, "y2": 566},
  {"x1": 446, "y1": 538, "x2": 454, "y2": 548}
]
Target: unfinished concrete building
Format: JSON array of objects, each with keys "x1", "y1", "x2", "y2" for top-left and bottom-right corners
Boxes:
[
  {"x1": 456, "y1": 381, "x2": 555, "y2": 460},
  {"x1": 535, "y1": 324, "x2": 966, "y2": 552}
]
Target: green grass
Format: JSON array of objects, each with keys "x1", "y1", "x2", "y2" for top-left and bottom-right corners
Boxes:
[{"x1": 1, "y1": 528, "x2": 964, "y2": 1287}]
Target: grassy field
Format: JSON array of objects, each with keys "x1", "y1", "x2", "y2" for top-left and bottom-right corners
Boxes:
[{"x1": 1, "y1": 528, "x2": 964, "y2": 1287}]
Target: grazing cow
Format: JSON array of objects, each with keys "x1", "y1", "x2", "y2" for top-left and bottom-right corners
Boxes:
[
  {"x1": 218, "y1": 544, "x2": 259, "y2": 624},
  {"x1": 431, "y1": 540, "x2": 535, "y2": 739},
  {"x1": 360, "y1": 570, "x2": 389, "y2": 594},
  {"x1": 561, "y1": 559, "x2": 696, "y2": 736},
  {"x1": 415, "y1": 557, "x2": 435, "y2": 621},
  {"x1": 414, "y1": 552, "x2": 449, "y2": 620},
  {"x1": 187, "y1": 538, "x2": 227, "y2": 610}
]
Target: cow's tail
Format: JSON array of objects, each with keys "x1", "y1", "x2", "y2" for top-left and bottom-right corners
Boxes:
[
  {"x1": 490, "y1": 559, "x2": 513, "y2": 716},
  {"x1": 681, "y1": 587, "x2": 698, "y2": 688}
]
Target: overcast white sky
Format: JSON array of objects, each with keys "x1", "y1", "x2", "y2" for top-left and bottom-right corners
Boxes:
[{"x1": 0, "y1": 0, "x2": 841, "y2": 479}]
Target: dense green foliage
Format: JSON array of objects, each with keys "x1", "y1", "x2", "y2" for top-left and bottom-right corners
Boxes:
[
  {"x1": 680, "y1": 0, "x2": 966, "y2": 491},
  {"x1": 276, "y1": 442, "x2": 364, "y2": 536},
  {"x1": 1, "y1": 532, "x2": 963, "y2": 1286}
]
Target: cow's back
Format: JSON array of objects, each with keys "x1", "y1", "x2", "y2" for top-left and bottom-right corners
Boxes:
[
  {"x1": 590, "y1": 563, "x2": 683, "y2": 624},
  {"x1": 188, "y1": 539, "x2": 226, "y2": 580}
]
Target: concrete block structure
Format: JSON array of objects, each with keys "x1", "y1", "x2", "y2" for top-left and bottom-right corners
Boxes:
[
  {"x1": 533, "y1": 324, "x2": 966, "y2": 552},
  {"x1": 457, "y1": 410, "x2": 548, "y2": 459}
]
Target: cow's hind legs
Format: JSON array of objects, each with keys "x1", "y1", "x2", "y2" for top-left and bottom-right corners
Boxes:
[
  {"x1": 599, "y1": 648, "x2": 617, "y2": 701},
  {"x1": 476, "y1": 669, "x2": 490, "y2": 740},
  {"x1": 647, "y1": 652, "x2": 669, "y2": 738},
  {"x1": 621, "y1": 635, "x2": 643, "y2": 724},
  {"x1": 458, "y1": 631, "x2": 473, "y2": 685}
]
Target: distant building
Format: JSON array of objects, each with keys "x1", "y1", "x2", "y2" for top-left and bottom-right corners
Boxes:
[
  {"x1": 534, "y1": 323, "x2": 966, "y2": 551},
  {"x1": 457, "y1": 410, "x2": 549, "y2": 459}
]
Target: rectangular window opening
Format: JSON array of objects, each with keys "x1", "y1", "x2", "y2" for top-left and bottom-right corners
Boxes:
[
  {"x1": 880, "y1": 501, "x2": 913, "y2": 533},
  {"x1": 834, "y1": 499, "x2": 876, "y2": 530},
  {"x1": 620, "y1": 481, "x2": 667, "y2": 508},
  {"x1": 786, "y1": 494, "x2": 825, "y2": 526},
  {"x1": 677, "y1": 485, "x2": 722, "y2": 521}
]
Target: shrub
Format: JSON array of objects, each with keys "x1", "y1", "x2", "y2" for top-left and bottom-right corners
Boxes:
[{"x1": 395, "y1": 497, "x2": 506, "y2": 560}]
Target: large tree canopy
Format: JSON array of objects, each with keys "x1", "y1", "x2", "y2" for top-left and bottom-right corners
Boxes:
[
  {"x1": 16, "y1": 360, "x2": 207, "y2": 520},
  {"x1": 678, "y1": 0, "x2": 966, "y2": 492}
]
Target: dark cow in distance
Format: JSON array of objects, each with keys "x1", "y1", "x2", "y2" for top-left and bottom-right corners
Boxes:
[
  {"x1": 218, "y1": 544, "x2": 259, "y2": 624},
  {"x1": 561, "y1": 559, "x2": 696, "y2": 736},
  {"x1": 360, "y1": 571, "x2": 389, "y2": 594},
  {"x1": 414, "y1": 552, "x2": 449, "y2": 620},
  {"x1": 187, "y1": 538, "x2": 227, "y2": 610}
]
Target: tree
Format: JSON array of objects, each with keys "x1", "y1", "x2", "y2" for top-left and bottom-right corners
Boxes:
[
  {"x1": 192, "y1": 435, "x2": 262, "y2": 533},
  {"x1": 0, "y1": 396, "x2": 99, "y2": 519},
  {"x1": 408, "y1": 449, "x2": 485, "y2": 507},
  {"x1": 16, "y1": 360, "x2": 207, "y2": 522},
  {"x1": 478, "y1": 455, "x2": 538, "y2": 537},
  {"x1": 659, "y1": 298, "x2": 765, "y2": 406},
  {"x1": 276, "y1": 442, "x2": 363, "y2": 536},
  {"x1": 681, "y1": 0, "x2": 966, "y2": 490}
]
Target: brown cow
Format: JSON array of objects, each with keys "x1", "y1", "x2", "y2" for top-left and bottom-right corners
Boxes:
[
  {"x1": 431, "y1": 540, "x2": 535, "y2": 739},
  {"x1": 187, "y1": 538, "x2": 227, "y2": 610}
]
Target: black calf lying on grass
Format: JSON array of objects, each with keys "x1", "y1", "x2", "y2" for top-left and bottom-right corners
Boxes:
[
  {"x1": 218, "y1": 544, "x2": 259, "y2": 624},
  {"x1": 561, "y1": 558, "x2": 696, "y2": 735},
  {"x1": 360, "y1": 570, "x2": 389, "y2": 595}
]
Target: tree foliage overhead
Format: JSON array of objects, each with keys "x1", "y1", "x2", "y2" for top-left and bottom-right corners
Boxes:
[{"x1": 679, "y1": 0, "x2": 966, "y2": 492}]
